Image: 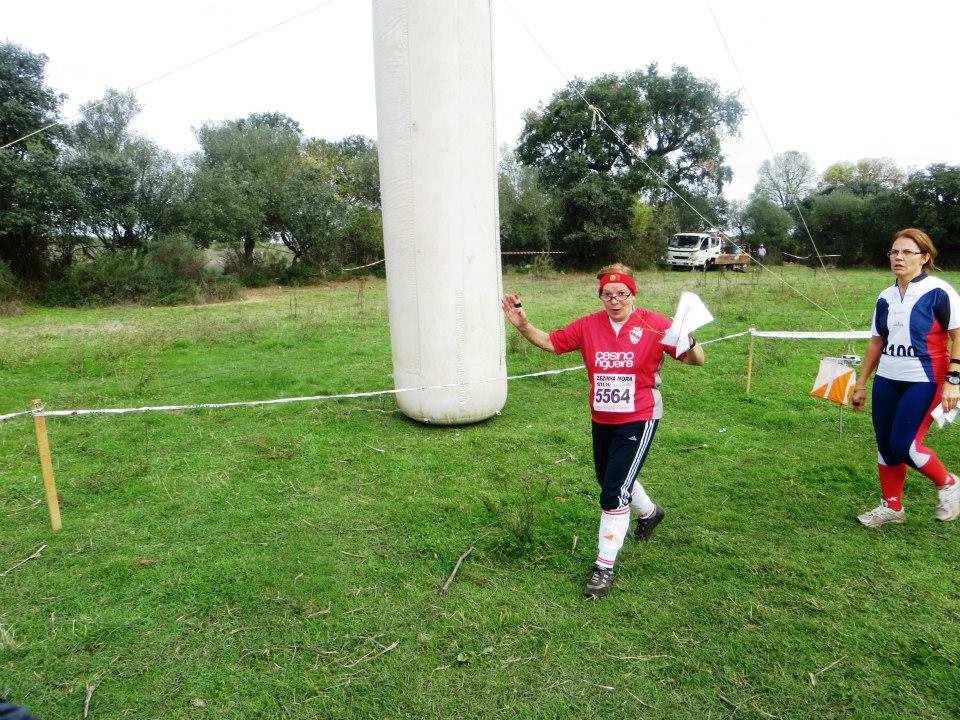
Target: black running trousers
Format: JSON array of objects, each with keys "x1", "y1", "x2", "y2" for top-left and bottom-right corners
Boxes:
[{"x1": 591, "y1": 419, "x2": 660, "y2": 511}]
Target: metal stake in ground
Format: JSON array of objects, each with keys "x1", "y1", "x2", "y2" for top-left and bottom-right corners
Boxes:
[
  {"x1": 746, "y1": 330, "x2": 756, "y2": 394},
  {"x1": 32, "y1": 399, "x2": 62, "y2": 531}
]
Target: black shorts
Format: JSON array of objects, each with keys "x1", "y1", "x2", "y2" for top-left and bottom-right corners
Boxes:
[{"x1": 591, "y1": 419, "x2": 659, "y2": 510}]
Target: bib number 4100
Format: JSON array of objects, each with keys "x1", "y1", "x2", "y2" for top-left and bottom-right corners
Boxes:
[{"x1": 592, "y1": 373, "x2": 636, "y2": 413}]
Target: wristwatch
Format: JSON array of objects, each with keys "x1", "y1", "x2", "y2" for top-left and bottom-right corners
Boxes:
[{"x1": 948, "y1": 371, "x2": 960, "y2": 386}]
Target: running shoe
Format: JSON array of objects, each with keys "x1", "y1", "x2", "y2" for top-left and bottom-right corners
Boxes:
[
  {"x1": 857, "y1": 503, "x2": 906, "y2": 528},
  {"x1": 935, "y1": 477, "x2": 960, "y2": 522},
  {"x1": 633, "y1": 504, "x2": 665, "y2": 541},
  {"x1": 584, "y1": 564, "x2": 614, "y2": 599}
]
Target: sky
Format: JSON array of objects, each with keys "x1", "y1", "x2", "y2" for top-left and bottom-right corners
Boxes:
[{"x1": 4, "y1": 0, "x2": 959, "y2": 201}]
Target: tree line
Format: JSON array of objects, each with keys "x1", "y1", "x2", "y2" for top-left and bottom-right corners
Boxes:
[
  {"x1": 2, "y1": 42, "x2": 957, "y2": 306},
  {"x1": 732, "y1": 152, "x2": 959, "y2": 267},
  {"x1": 499, "y1": 76, "x2": 958, "y2": 269}
]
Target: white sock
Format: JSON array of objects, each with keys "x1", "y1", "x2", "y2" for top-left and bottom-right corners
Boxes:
[
  {"x1": 596, "y1": 508, "x2": 630, "y2": 569},
  {"x1": 630, "y1": 483, "x2": 656, "y2": 518}
]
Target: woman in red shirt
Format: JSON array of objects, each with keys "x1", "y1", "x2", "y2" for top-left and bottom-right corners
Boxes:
[{"x1": 502, "y1": 263, "x2": 705, "y2": 598}]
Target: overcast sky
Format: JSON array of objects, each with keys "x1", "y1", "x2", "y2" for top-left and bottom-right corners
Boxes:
[{"x1": 4, "y1": 0, "x2": 959, "y2": 200}]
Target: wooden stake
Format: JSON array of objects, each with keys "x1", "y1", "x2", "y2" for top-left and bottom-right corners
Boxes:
[
  {"x1": 32, "y1": 400, "x2": 62, "y2": 532},
  {"x1": 746, "y1": 330, "x2": 756, "y2": 394}
]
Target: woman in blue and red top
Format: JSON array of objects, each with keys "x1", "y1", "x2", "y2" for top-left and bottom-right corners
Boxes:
[
  {"x1": 852, "y1": 228, "x2": 960, "y2": 528},
  {"x1": 502, "y1": 263, "x2": 704, "y2": 598}
]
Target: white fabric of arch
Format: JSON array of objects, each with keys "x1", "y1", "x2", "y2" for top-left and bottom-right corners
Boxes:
[{"x1": 372, "y1": 0, "x2": 506, "y2": 424}]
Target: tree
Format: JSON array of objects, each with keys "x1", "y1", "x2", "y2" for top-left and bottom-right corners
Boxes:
[
  {"x1": 189, "y1": 113, "x2": 303, "y2": 263},
  {"x1": 800, "y1": 191, "x2": 873, "y2": 265},
  {"x1": 552, "y1": 174, "x2": 635, "y2": 267},
  {"x1": 728, "y1": 199, "x2": 749, "y2": 239},
  {"x1": 515, "y1": 65, "x2": 742, "y2": 263},
  {"x1": 755, "y1": 151, "x2": 815, "y2": 208},
  {"x1": 295, "y1": 136, "x2": 382, "y2": 268},
  {"x1": 282, "y1": 137, "x2": 383, "y2": 269},
  {"x1": 0, "y1": 43, "x2": 78, "y2": 279},
  {"x1": 743, "y1": 196, "x2": 793, "y2": 250},
  {"x1": 64, "y1": 89, "x2": 189, "y2": 256},
  {"x1": 905, "y1": 164, "x2": 960, "y2": 267},
  {"x1": 820, "y1": 157, "x2": 905, "y2": 196},
  {"x1": 518, "y1": 65, "x2": 742, "y2": 198},
  {"x1": 498, "y1": 149, "x2": 555, "y2": 256},
  {"x1": 305, "y1": 135, "x2": 381, "y2": 211},
  {"x1": 627, "y1": 199, "x2": 680, "y2": 269}
]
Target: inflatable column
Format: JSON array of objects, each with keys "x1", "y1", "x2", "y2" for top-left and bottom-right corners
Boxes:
[{"x1": 372, "y1": 0, "x2": 506, "y2": 424}]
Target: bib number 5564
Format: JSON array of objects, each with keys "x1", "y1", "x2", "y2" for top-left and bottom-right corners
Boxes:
[
  {"x1": 592, "y1": 373, "x2": 636, "y2": 413},
  {"x1": 594, "y1": 388, "x2": 630, "y2": 404}
]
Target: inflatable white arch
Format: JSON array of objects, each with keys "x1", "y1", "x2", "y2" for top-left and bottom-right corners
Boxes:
[{"x1": 372, "y1": 0, "x2": 507, "y2": 424}]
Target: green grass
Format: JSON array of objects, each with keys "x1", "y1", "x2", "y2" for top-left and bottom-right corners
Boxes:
[{"x1": 2, "y1": 269, "x2": 959, "y2": 719}]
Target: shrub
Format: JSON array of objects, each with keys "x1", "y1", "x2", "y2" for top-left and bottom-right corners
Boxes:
[
  {"x1": 222, "y1": 246, "x2": 291, "y2": 287},
  {"x1": 281, "y1": 261, "x2": 324, "y2": 286},
  {"x1": 198, "y1": 273, "x2": 242, "y2": 303},
  {"x1": 0, "y1": 261, "x2": 19, "y2": 302},
  {"x1": 530, "y1": 253, "x2": 554, "y2": 279},
  {"x1": 0, "y1": 300, "x2": 25, "y2": 317},
  {"x1": 42, "y1": 235, "x2": 220, "y2": 307}
]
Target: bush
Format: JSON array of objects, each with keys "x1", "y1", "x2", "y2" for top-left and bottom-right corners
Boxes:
[
  {"x1": 42, "y1": 235, "x2": 225, "y2": 307},
  {"x1": 0, "y1": 261, "x2": 20, "y2": 302},
  {"x1": 530, "y1": 253, "x2": 554, "y2": 279},
  {"x1": 198, "y1": 273, "x2": 242, "y2": 303},
  {"x1": 281, "y1": 260, "x2": 324, "y2": 286},
  {"x1": 222, "y1": 246, "x2": 291, "y2": 287}
]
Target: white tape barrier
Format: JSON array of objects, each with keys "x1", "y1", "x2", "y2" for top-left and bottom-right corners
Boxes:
[
  {"x1": 749, "y1": 329, "x2": 872, "y2": 340},
  {"x1": 0, "y1": 326, "x2": 874, "y2": 424},
  {"x1": 0, "y1": 366, "x2": 588, "y2": 424}
]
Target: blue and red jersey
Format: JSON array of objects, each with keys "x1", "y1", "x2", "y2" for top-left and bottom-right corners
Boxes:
[
  {"x1": 870, "y1": 273, "x2": 960, "y2": 383},
  {"x1": 549, "y1": 308, "x2": 684, "y2": 424}
]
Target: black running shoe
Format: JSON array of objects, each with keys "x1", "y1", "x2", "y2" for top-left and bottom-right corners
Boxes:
[
  {"x1": 633, "y1": 504, "x2": 665, "y2": 541},
  {"x1": 583, "y1": 564, "x2": 614, "y2": 599}
]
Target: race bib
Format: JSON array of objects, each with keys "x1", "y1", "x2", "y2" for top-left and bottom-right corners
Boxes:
[{"x1": 592, "y1": 373, "x2": 635, "y2": 413}]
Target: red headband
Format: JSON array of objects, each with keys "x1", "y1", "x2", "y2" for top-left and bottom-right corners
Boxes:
[{"x1": 598, "y1": 272, "x2": 637, "y2": 297}]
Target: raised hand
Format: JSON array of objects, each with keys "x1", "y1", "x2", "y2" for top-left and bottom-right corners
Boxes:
[{"x1": 501, "y1": 293, "x2": 528, "y2": 329}]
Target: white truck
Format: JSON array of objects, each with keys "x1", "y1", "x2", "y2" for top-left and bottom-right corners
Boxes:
[{"x1": 664, "y1": 232, "x2": 749, "y2": 271}]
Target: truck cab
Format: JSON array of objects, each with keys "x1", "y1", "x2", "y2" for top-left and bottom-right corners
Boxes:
[{"x1": 665, "y1": 232, "x2": 722, "y2": 270}]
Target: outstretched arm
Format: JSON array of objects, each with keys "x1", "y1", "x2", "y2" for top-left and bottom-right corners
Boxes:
[{"x1": 501, "y1": 293, "x2": 555, "y2": 352}]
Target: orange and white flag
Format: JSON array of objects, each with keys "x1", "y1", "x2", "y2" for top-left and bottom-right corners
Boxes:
[{"x1": 810, "y1": 358, "x2": 857, "y2": 406}]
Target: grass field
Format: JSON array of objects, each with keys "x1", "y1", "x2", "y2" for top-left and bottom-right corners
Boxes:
[{"x1": 2, "y1": 267, "x2": 959, "y2": 720}]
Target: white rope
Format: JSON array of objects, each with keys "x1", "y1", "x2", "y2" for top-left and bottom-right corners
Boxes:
[
  {"x1": 0, "y1": 410, "x2": 33, "y2": 423},
  {"x1": 4, "y1": 324, "x2": 872, "y2": 424},
  {"x1": 346, "y1": 254, "x2": 566, "y2": 267},
  {"x1": 1, "y1": 324, "x2": 875, "y2": 424},
  {"x1": 750, "y1": 329, "x2": 871, "y2": 340},
  {"x1": 342, "y1": 259, "x2": 385, "y2": 272},
  {"x1": 499, "y1": 0, "x2": 852, "y2": 330},
  {"x1": 1, "y1": 0, "x2": 340, "y2": 152},
  {"x1": 0, "y1": 366, "x2": 587, "y2": 424},
  {"x1": 700, "y1": 330, "x2": 750, "y2": 346}
]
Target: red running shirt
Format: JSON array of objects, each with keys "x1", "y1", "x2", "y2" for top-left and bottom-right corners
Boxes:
[{"x1": 549, "y1": 308, "x2": 684, "y2": 423}]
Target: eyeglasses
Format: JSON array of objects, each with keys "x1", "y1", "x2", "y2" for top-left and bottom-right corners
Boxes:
[
  {"x1": 600, "y1": 290, "x2": 631, "y2": 302},
  {"x1": 888, "y1": 249, "x2": 922, "y2": 258}
]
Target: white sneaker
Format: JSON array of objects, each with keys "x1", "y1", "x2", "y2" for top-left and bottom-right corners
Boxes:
[
  {"x1": 935, "y1": 477, "x2": 960, "y2": 522},
  {"x1": 857, "y1": 503, "x2": 906, "y2": 528}
]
